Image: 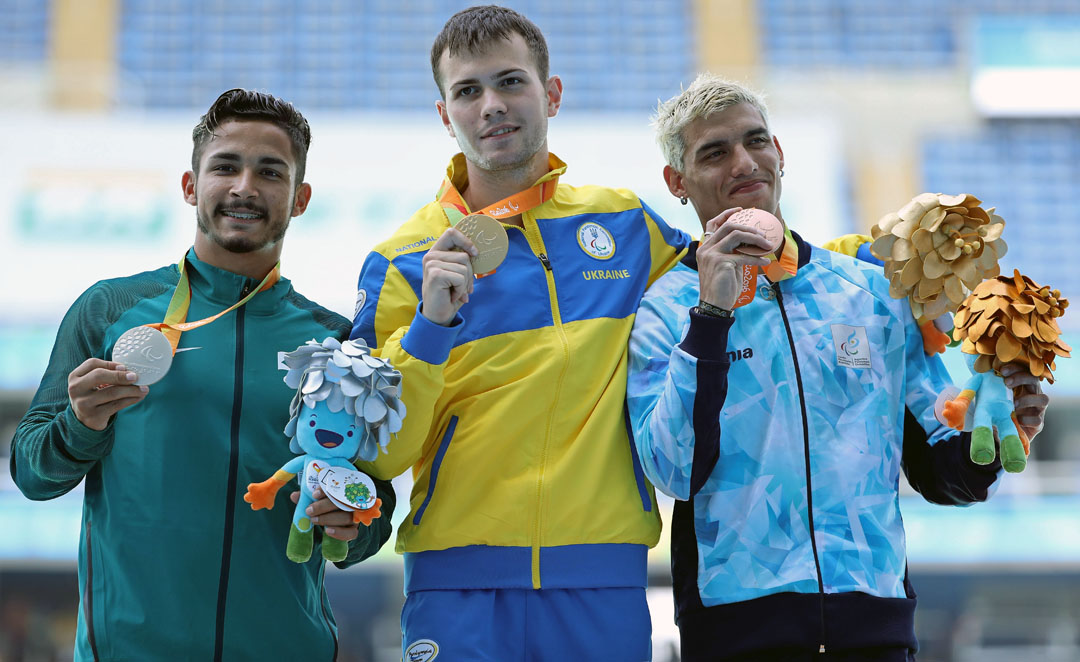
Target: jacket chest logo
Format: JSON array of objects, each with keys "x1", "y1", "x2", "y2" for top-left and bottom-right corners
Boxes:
[
  {"x1": 728, "y1": 346, "x2": 754, "y2": 362},
  {"x1": 576, "y1": 222, "x2": 615, "y2": 260},
  {"x1": 831, "y1": 324, "x2": 871, "y2": 369}
]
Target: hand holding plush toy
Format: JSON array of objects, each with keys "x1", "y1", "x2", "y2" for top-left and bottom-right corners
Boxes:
[
  {"x1": 244, "y1": 337, "x2": 405, "y2": 563},
  {"x1": 940, "y1": 271, "x2": 1069, "y2": 473}
]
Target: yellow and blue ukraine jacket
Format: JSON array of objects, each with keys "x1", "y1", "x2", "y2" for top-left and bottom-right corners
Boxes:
[{"x1": 350, "y1": 154, "x2": 690, "y2": 592}]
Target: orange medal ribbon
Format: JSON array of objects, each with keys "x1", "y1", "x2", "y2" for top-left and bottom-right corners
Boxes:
[
  {"x1": 732, "y1": 229, "x2": 799, "y2": 308},
  {"x1": 146, "y1": 255, "x2": 281, "y2": 354},
  {"x1": 436, "y1": 154, "x2": 565, "y2": 276}
]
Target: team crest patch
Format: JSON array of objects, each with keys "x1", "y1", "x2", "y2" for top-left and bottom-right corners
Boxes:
[
  {"x1": 831, "y1": 324, "x2": 871, "y2": 369},
  {"x1": 353, "y1": 288, "x2": 367, "y2": 318},
  {"x1": 577, "y1": 222, "x2": 615, "y2": 260},
  {"x1": 405, "y1": 639, "x2": 439, "y2": 661}
]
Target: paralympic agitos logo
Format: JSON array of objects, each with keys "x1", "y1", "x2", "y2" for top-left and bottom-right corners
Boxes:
[{"x1": 840, "y1": 330, "x2": 860, "y2": 356}]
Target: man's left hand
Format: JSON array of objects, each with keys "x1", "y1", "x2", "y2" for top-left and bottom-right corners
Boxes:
[
  {"x1": 290, "y1": 488, "x2": 361, "y2": 541},
  {"x1": 1000, "y1": 364, "x2": 1050, "y2": 441}
]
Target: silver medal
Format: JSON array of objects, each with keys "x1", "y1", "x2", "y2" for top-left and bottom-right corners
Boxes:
[{"x1": 112, "y1": 326, "x2": 173, "y2": 385}]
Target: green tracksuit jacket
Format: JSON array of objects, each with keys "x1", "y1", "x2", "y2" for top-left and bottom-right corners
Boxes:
[{"x1": 10, "y1": 249, "x2": 395, "y2": 661}]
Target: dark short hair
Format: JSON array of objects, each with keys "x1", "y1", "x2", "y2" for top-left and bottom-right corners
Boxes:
[
  {"x1": 191, "y1": 88, "x2": 312, "y2": 185},
  {"x1": 430, "y1": 5, "x2": 549, "y2": 98}
]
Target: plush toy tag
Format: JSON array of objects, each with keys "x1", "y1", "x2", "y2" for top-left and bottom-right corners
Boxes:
[
  {"x1": 305, "y1": 459, "x2": 329, "y2": 494},
  {"x1": 319, "y1": 467, "x2": 378, "y2": 511}
]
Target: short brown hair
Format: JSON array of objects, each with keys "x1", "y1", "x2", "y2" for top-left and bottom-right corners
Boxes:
[
  {"x1": 191, "y1": 88, "x2": 312, "y2": 185},
  {"x1": 430, "y1": 5, "x2": 549, "y2": 98}
]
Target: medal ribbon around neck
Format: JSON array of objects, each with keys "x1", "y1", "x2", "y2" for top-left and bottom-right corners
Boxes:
[
  {"x1": 148, "y1": 254, "x2": 281, "y2": 353},
  {"x1": 733, "y1": 228, "x2": 799, "y2": 308},
  {"x1": 436, "y1": 166, "x2": 562, "y2": 276},
  {"x1": 112, "y1": 255, "x2": 280, "y2": 385}
]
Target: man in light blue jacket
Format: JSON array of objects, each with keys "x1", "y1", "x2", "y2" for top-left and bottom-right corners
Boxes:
[{"x1": 627, "y1": 73, "x2": 1048, "y2": 661}]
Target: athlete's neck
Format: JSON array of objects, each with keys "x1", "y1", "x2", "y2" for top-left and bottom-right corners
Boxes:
[
  {"x1": 461, "y1": 150, "x2": 550, "y2": 227},
  {"x1": 193, "y1": 235, "x2": 281, "y2": 281}
]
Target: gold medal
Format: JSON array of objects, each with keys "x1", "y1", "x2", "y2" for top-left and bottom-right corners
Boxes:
[
  {"x1": 457, "y1": 213, "x2": 509, "y2": 275},
  {"x1": 731, "y1": 208, "x2": 784, "y2": 256}
]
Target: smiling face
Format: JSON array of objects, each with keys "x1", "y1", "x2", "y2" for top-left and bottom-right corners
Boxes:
[
  {"x1": 294, "y1": 400, "x2": 361, "y2": 460},
  {"x1": 183, "y1": 119, "x2": 311, "y2": 262},
  {"x1": 665, "y1": 102, "x2": 785, "y2": 227},
  {"x1": 435, "y1": 32, "x2": 561, "y2": 175}
]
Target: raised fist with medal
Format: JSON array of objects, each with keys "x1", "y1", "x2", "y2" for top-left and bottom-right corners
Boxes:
[
  {"x1": 696, "y1": 207, "x2": 782, "y2": 314},
  {"x1": 456, "y1": 213, "x2": 510, "y2": 275},
  {"x1": 421, "y1": 169, "x2": 559, "y2": 326}
]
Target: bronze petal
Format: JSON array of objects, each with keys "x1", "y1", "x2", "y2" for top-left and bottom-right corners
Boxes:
[
  {"x1": 1036, "y1": 318, "x2": 1059, "y2": 342},
  {"x1": 967, "y1": 206, "x2": 991, "y2": 223},
  {"x1": 923, "y1": 251, "x2": 950, "y2": 279},
  {"x1": 944, "y1": 275, "x2": 966, "y2": 305},
  {"x1": 870, "y1": 234, "x2": 897, "y2": 260},
  {"x1": 912, "y1": 228, "x2": 935, "y2": 254},
  {"x1": 1010, "y1": 315, "x2": 1033, "y2": 338},
  {"x1": 938, "y1": 239, "x2": 962, "y2": 261},
  {"x1": 954, "y1": 256, "x2": 978, "y2": 287},
  {"x1": 920, "y1": 207, "x2": 947, "y2": 232},
  {"x1": 979, "y1": 223, "x2": 1004, "y2": 241},
  {"x1": 892, "y1": 238, "x2": 916, "y2": 261},
  {"x1": 972, "y1": 313, "x2": 994, "y2": 339},
  {"x1": 900, "y1": 257, "x2": 923, "y2": 287},
  {"x1": 938, "y1": 193, "x2": 969, "y2": 207},
  {"x1": 877, "y1": 212, "x2": 902, "y2": 234},
  {"x1": 996, "y1": 333, "x2": 1022, "y2": 363}
]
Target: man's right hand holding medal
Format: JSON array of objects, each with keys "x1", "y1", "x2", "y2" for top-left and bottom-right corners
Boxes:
[
  {"x1": 697, "y1": 208, "x2": 773, "y2": 311},
  {"x1": 68, "y1": 358, "x2": 150, "y2": 431},
  {"x1": 421, "y1": 228, "x2": 479, "y2": 326}
]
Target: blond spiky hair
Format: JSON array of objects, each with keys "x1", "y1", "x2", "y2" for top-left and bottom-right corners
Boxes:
[{"x1": 653, "y1": 73, "x2": 770, "y2": 172}]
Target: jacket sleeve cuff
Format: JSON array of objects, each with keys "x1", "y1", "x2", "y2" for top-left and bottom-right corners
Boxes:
[
  {"x1": 400, "y1": 303, "x2": 464, "y2": 365},
  {"x1": 60, "y1": 405, "x2": 115, "y2": 461},
  {"x1": 679, "y1": 309, "x2": 734, "y2": 362}
]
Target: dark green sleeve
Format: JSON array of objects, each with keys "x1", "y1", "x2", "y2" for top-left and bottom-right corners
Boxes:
[
  {"x1": 335, "y1": 475, "x2": 396, "y2": 569},
  {"x1": 9, "y1": 285, "x2": 118, "y2": 500}
]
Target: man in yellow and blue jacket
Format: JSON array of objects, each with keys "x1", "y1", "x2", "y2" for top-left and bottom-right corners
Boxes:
[{"x1": 349, "y1": 6, "x2": 689, "y2": 660}]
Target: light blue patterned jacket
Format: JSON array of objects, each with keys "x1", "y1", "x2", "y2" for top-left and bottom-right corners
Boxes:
[{"x1": 627, "y1": 233, "x2": 1002, "y2": 656}]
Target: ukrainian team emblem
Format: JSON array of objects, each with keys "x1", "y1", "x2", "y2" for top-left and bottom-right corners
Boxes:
[
  {"x1": 576, "y1": 222, "x2": 615, "y2": 260},
  {"x1": 353, "y1": 288, "x2": 367, "y2": 318}
]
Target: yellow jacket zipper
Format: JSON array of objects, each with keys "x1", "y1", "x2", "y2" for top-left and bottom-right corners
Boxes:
[{"x1": 515, "y1": 215, "x2": 571, "y2": 589}]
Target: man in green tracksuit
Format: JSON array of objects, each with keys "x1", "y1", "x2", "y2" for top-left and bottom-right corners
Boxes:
[{"x1": 9, "y1": 89, "x2": 394, "y2": 661}]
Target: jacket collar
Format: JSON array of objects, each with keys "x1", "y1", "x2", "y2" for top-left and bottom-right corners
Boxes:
[
  {"x1": 183, "y1": 247, "x2": 291, "y2": 314},
  {"x1": 441, "y1": 152, "x2": 567, "y2": 202}
]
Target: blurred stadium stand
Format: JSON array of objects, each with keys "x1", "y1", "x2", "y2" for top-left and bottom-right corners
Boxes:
[
  {"x1": 0, "y1": 0, "x2": 49, "y2": 62},
  {"x1": 2, "y1": 1, "x2": 1079, "y2": 661},
  {"x1": 924, "y1": 119, "x2": 1080, "y2": 306},
  {"x1": 761, "y1": 0, "x2": 1080, "y2": 69},
  {"x1": 115, "y1": 0, "x2": 693, "y2": 112}
]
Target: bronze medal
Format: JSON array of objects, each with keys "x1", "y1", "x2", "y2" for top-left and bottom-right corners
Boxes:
[
  {"x1": 731, "y1": 208, "x2": 784, "y2": 256},
  {"x1": 457, "y1": 213, "x2": 509, "y2": 274}
]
